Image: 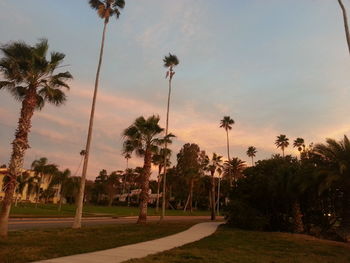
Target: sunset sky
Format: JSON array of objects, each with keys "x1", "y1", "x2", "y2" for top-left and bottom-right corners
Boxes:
[{"x1": 1, "y1": 0, "x2": 350, "y2": 180}]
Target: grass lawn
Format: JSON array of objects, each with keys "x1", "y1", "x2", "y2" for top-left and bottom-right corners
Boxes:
[
  {"x1": 0, "y1": 221, "x2": 199, "y2": 263},
  {"x1": 10, "y1": 203, "x2": 210, "y2": 217},
  {"x1": 127, "y1": 226, "x2": 350, "y2": 263}
]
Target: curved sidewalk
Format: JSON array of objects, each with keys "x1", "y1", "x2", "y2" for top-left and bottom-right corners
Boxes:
[{"x1": 36, "y1": 221, "x2": 223, "y2": 263}]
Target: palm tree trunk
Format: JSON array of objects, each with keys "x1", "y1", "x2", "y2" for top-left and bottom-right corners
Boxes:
[
  {"x1": 338, "y1": 0, "x2": 350, "y2": 54},
  {"x1": 292, "y1": 201, "x2": 304, "y2": 233},
  {"x1": 189, "y1": 178, "x2": 194, "y2": 213},
  {"x1": 0, "y1": 88, "x2": 37, "y2": 237},
  {"x1": 251, "y1": 156, "x2": 254, "y2": 166},
  {"x1": 226, "y1": 129, "x2": 232, "y2": 186},
  {"x1": 138, "y1": 149, "x2": 152, "y2": 224},
  {"x1": 73, "y1": 20, "x2": 108, "y2": 229},
  {"x1": 211, "y1": 172, "x2": 216, "y2": 220},
  {"x1": 217, "y1": 176, "x2": 221, "y2": 215},
  {"x1": 161, "y1": 76, "x2": 172, "y2": 220},
  {"x1": 338, "y1": 189, "x2": 350, "y2": 241},
  {"x1": 155, "y1": 166, "x2": 162, "y2": 213}
]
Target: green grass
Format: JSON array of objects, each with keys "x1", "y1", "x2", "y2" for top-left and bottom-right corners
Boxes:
[
  {"x1": 0, "y1": 221, "x2": 199, "y2": 263},
  {"x1": 127, "y1": 226, "x2": 350, "y2": 263},
  {"x1": 10, "y1": 203, "x2": 210, "y2": 218}
]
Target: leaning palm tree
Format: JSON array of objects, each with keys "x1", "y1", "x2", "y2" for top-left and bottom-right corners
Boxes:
[
  {"x1": 122, "y1": 115, "x2": 164, "y2": 224},
  {"x1": 161, "y1": 53, "x2": 179, "y2": 220},
  {"x1": 314, "y1": 135, "x2": 350, "y2": 241},
  {"x1": 73, "y1": 0, "x2": 126, "y2": 229},
  {"x1": 0, "y1": 39, "x2": 72, "y2": 237},
  {"x1": 207, "y1": 153, "x2": 223, "y2": 220},
  {"x1": 338, "y1": 0, "x2": 350, "y2": 55},
  {"x1": 246, "y1": 146, "x2": 257, "y2": 166},
  {"x1": 275, "y1": 134, "x2": 289, "y2": 157},
  {"x1": 293, "y1": 137, "x2": 305, "y2": 158}
]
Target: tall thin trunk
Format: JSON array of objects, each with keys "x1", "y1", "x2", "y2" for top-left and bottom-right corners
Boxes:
[
  {"x1": 161, "y1": 72, "x2": 173, "y2": 220},
  {"x1": 0, "y1": 88, "x2": 37, "y2": 237},
  {"x1": 189, "y1": 178, "x2": 194, "y2": 213},
  {"x1": 138, "y1": 149, "x2": 152, "y2": 224},
  {"x1": 155, "y1": 165, "x2": 162, "y2": 213},
  {"x1": 217, "y1": 176, "x2": 221, "y2": 215},
  {"x1": 251, "y1": 156, "x2": 254, "y2": 166},
  {"x1": 338, "y1": 0, "x2": 350, "y2": 55},
  {"x1": 282, "y1": 147, "x2": 285, "y2": 158},
  {"x1": 211, "y1": 171, "x2": 216, "y2": 220},
  {"x1": 73, "y1": 20, "x2": 108, "y2": 229},
  {"x1": 226, "y1": 129, "x2": 232, "y2": 186},
  {"x1": 338, "y1": 189, "x2": 350, "y2": 241}
]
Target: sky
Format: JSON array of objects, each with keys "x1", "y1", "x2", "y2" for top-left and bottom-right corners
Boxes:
[{"x1": 1, "y1": 0, "x2": 350, "y2": 180}]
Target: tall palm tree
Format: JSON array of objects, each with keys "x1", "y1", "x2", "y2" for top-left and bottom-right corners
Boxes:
[
  {"x1": 122, "y1": 115, "x2": 164, "y2": 224},
  {"x1": 314, "y1": 135, "x2": 350, "y2": 241},
  {"x1": 338, "y1": 0, "x2": 350, "y2": 55},
  {"x1": 293, "y1": 138, "x2": 305, "y2": 159},
  {"x1": 220, "y1": 116, "x2": 234, "y2": 185},
  {"x1": 223, "y1": 157, "x2": 246, "y2": 186},
  {"x1": 246, "y1": 146, "x2": 257, "y2": 166},
  {"x1": 122, "y1": 153, "x2": 131, "y2": 194},
  {"x1": 74, "y1": 0, "x2": 126, "y2": 229},
  {"x1": 0, "y1": 39, "x2": 72, "y2": 237},
  {"x1": 207, "y1": 153, "x2": 223, "y2": 220},
  {"x1": 161, "y1": 53, "x2": 179, "y2": 220},
  {"x1": 275, "y1": 134, "x2": 289, "y2": 157}
]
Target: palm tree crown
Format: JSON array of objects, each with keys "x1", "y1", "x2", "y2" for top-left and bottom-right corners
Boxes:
[
  {"x1": 246, "y1": 146, "x2": 257, "y2": 166},
  {"x1": 89, "y1": 0, "x2": 125, "y2": 22},
  {"x1": 293, "y1": 138, "x2": 305, "y2": 152},
  {"x1": 0, "y1": 39, "x2": 72, "y2": 109},
  {"x1": 224, "y1": 157, "x2": 246, "y2": 185},
  {"x1": 275, "y1": 134, "x2": 289, "y2": 157},
  {"x1": 220, "y1": 116, "x2": 235, "y2": 131},
  {"x1": 163, "y1": 53, "x2": 179, "y2": 79}
]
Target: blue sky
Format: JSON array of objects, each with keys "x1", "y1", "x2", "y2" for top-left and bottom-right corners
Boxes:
[{"x1": 1, "y1": 0, "x2": 350, "y2": 179}]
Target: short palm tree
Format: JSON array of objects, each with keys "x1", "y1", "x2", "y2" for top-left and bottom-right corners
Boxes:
[
  {"x1": 14, "y1": 172, "x2": 30, "y2": 207},
  {"x1": 122, "y1": 115, "x2": 164, "y2": 224},
  {"x1": 314, "y1": 135, "x2": 350, "y2": 241},
  {"x1": 0, "y1": 39, "x2": 72, "y2": 237},
  {"x1": 152, "y1": 148, "x2": 172, "y2": 213},
  {"x1": 74, "y1": 0, "x2": 126, "y2": 229},
  {"x1": 31, "y1": 157, "x2": 58, "y2": 207},
  {"x1": 275, "y1": 134, "x2": 289, "y2": 157},
  {"x1": 293, "y1": 138, "x2": 305, "y2": 158},
  {"x1": 223, "y1": 157, "x2": 246, "y2": 186},
  {"x1": 338, "y1": 0, "x2": 350, "y2": 54},
  {"x1": 161, "y1": 53, "x2": 179, "y2": 220},
  {"x1": 49, "y1": 169, "x2": 71, "y2": 211},
  {"x1": 207, "y1": 153, "x2": 223, "y2": 220},
  {"x1": 246, "y1": 146, "x2": 257, "y2": 166}
]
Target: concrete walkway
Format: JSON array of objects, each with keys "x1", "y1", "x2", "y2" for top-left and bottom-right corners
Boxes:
[{"x1": 35, "y1": 221, "x2": 223, "y2": 263}]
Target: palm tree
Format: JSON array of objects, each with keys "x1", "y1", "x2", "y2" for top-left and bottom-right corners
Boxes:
[
  {"x1": 14, "y1": 172, "x2": 30, "y2": 207},
  {"x1": 122, "y1": 153, "x2": 131, "y2": 194},
  {"x1": 314, "y1": 135, "x2": 350, "y2": 241},
  {"x1": 246, "y1": 146, "x2": 257, "y2": 166},
  {"x1": 122, "y1": 115, "x2": 164, "y2": 224},
  {"x1": 207, "y1": 153, "x2": 223, "y2": 220},
  {"x1": 73, "y1": 0, "x2": 126, "y2": 229},
  {"x1": 161, "y1": 53, "x2": 179, "y2": 220},
  {"x1": 50, "y1": 169, "x2": 71, "y2": 211},
  {"x1": 293, "y1": 138, "x2": 305, "y2": 159},
  {"x1": 275, "y1": 134, "x2": 289, "y2": 157},
  {"x1": 31, "y1": 158, "x2": 58, "y2": 207},
  {"x1": 152, "y1": 148, "x2": 171, "y2": 213},
  {"x1": 223, "y1": 157, "x2": 246, "y2": 186},
  {"x1": 338, "y1": 0, "x2": 350, "y2": 55},
  {"x1": 220, "y1": 116, "x2": 234, "y2": 185},
  {"x1": 0, "y1": 39, "x2": 72, "y2": 237}
]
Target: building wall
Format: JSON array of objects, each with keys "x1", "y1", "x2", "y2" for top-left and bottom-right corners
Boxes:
[{"x1": 0, "y1": 168, "x2": 60, "y2": 204}]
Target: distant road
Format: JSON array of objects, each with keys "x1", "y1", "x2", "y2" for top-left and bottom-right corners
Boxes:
[{"x1": 9, "y1": 216, "x2": 222, "y2": 231}]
